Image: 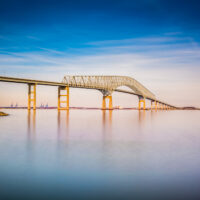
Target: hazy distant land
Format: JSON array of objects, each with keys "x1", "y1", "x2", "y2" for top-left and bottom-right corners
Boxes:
[{"x1": 0, "y1": 106, "x2": 199, "y2": 111}]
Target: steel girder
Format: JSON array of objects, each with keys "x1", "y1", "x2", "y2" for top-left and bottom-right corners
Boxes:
[{"x1": 62, "y1": 75, "x2": 155, "y2": 99}]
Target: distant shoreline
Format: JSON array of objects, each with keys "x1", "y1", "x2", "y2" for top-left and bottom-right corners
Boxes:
[{"x1": 0, "y1": 107, "x2": 199, "y2": 110}]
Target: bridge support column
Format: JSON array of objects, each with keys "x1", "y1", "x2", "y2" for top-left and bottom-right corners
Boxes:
[
  {"x1": 138, "y1": 97, "x2": 145, "y2": 110},
  {"x1": 155, "y1": 101, "x2": 157, "y2": 110},
  {"x1": 102, "y1": 96, "x2": 112, "y2": 110},
  {"x1": 28, "y1": 84, "x2": 36, "y2": 110},
  {"x1": 151, "y1": 101, "x2": 157, "y2": 110},
  {"x1": 58, "y1": 86, "x2": 69, "y2": 110},
  {"x1": 157, "y1": 102, "x2": 160, "y2": 110}
]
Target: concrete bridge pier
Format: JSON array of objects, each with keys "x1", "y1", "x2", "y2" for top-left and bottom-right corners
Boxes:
[
  {"x1": 157, "y1": 102, "x2": 160, "y2": 110},
  {"x1": 28, "y1": 83, "x2": 36, "y2": 110},
  {"x1": 58, "y1": 86, "x2": 69, "y2": 110},
  {"x1": 100, "y1": 90, "x2": 113, "y2": 110},
  {"x1": 163, "y1": 104, "x2": 166, "y2": 110},
  {"x1": 151, "y1": 100, "x2": 157, "y2": 110},
  {"x1": 102, "y1": 96, "x2": 113, "y2": 110},
  {"x1": 139, "y1": 96, "x2": 146, "y2": 110}
]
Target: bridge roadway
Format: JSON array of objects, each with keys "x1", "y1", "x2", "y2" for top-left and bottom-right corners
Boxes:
[{"x1": 0, "y1": 76, "x2": 177, "y2": 109}]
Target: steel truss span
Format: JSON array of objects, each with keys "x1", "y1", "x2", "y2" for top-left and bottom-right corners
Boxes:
[{"x1": 62, "y1": 75, "x2": 155, "y2": 99}]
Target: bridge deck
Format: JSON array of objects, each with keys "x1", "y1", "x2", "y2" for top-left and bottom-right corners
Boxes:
[
  {"x1": 0, "y1": 76, "x2": 176, "y2": 108},
  {"x1": 0, "y1": 76, "x2": 67, "y2": 86}
]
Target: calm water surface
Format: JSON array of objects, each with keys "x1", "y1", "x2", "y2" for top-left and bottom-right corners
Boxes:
[{"x1": 0, "y1": 109, "x2": 200, "y2": 199}]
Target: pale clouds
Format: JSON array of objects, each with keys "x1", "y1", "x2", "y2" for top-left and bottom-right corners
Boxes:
[
  {"x1": 86, "y1": 35, "x2": 198, "y2": 47},
  {"x1": 0, "y1": 35, "x2": 200, "y2": 107},
  {"x1": 26, "y1": 36, "x2": 40, "y2": 40}
]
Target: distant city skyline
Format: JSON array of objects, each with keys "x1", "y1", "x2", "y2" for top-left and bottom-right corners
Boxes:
[{"x1": 0, "y1": 0, "x2": 200, "y2": 107}]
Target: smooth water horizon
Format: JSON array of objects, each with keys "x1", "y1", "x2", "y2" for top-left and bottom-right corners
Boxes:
[{"x1": 0, "y1": 109, "x2": 200, "y2": 199}]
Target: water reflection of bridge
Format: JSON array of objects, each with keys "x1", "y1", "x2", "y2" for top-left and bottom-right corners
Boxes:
[
  {"x1": 27, "y1": 109, "x2": 149, "y2": 145},
  {"x1": 0, "y1": 75, "x2": 177, "y2": 110}
]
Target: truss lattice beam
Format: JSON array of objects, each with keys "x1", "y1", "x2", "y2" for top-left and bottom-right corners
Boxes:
[{"x1": 62, "y1": 75, "x2": 155, "y2": 99}]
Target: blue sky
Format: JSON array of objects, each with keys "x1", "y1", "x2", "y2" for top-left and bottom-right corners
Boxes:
[{"x1": 0, "y1": 0, "x2": 200, "y2": 107}]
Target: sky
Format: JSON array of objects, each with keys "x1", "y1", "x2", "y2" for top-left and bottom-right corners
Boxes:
[{"x1": 0, "y1": 0, "x2": 200, "y2": 107}]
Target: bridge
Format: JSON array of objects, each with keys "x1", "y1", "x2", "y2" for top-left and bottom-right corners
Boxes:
[{"x1": 0, "y1": 75, "x2": 177, "y2": 110}]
